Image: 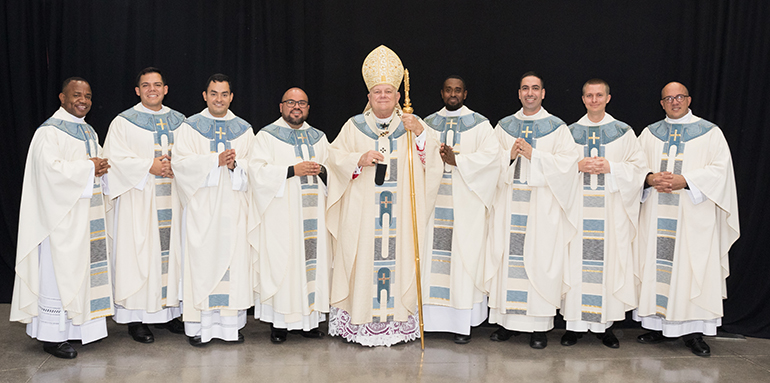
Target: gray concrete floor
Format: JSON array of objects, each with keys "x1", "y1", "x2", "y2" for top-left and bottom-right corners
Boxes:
[{"x1": 2, "y1": 304, "x2": 770, "y2": 383}]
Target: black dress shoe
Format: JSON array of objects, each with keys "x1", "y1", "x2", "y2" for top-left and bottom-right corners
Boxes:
[
  {"x1": 299, "y1": 329, "x2": 325, "y2": 339},
  {"x1": 128, "y1": 323, "x2": 154, "y2": 343},
  {"x1": 637, "y1": 330, "x2": 667, "y2": 344},
  {"x1": 188, "y1": 335, "x2": 206, "y2": 347},
  {"x1": 684, "y1": 336, "x2": 711, "y2": 357},
  {"x1": 560, "y1": 331, "x2": 582, "y2": 346},
  {"x1": 154, "y1": 318, "x2": 185, "y2": 334},
  {"x1": 43, "y1": 341, "x2": 77, "y2": 359},
  {"x1": 454, "y1": 333, "x2": 472, "y2": 344},
  {"x1": 270, "y1": 327, "x2": 288, "y2": 344},
  {"x1": 530, "y1": 332, "x2": 548, "y2": 349},
  {"x1": 490, "y1": 327, "x2": 519, "y2": 342},
  {"x1": 235, "y1": 331, "x2": 245, "y2": 343},
  {"x1": 599, "y1": 331, "x2": 620, "y2": 348}
]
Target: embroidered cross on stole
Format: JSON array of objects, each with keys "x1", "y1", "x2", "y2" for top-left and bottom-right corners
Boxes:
[
  {"x1": 427, "y1": 116, "x2": 463, "y2": 305},
  {"x1": 654, "y1": 125, "x2": 685, "y2": 318},
  {"x1": 293, "y1": 129, "x2": 320, "y2": 310},
  {"x1": 153, "y1": 117, "x2": 174, "y2": 305},
  {"x1": 82, "y1": 126, "x2": 113, "y2": 319},
  {"x1": 580, "y1": 126, "x2": 607, "y2": 322},
  {"x1": 505, "y1": 121, "x2": 536, "y2": 315},
  {"x1": 373, "y1": 127, "x2": 399, "y2": 323}
]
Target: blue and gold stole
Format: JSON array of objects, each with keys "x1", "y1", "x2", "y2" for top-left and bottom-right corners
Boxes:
[
  {"x1": 422, "y1": 112, "x2": 487, "y2": 305},
  {"x1": 647, "y1": 119, "x2": 714, "y2": 318},
  {"x1": 119, "y1": 108, "x2": 184, "y2": 304},
  {"x1": 497, "y1": 114, "x2": 563, "y2": 315},
  {"x1": 570, "y1": 121, "x2": 631, "y2": 322},
  {"x1": 43, "y1": 118, "x2": 113, "y2": 319},
  {"x1": 262, "y1": 123, "x2": 325, "y2": 311},
  {"x1": 352, "y1": 113, "x2": 407, "y2": 322}
]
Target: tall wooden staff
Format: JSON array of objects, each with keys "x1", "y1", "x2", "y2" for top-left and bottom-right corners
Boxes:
[{"x1": 402, "y1": 69, "x2": 425, "y2": 350}]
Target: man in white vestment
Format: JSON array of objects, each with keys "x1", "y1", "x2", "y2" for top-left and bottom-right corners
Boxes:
[
  {"x1": 634, "y1": 82, "x2": 739, "y2": 357},
  {"x1": 249, "y1": 87, "x2": 330, "y2": 343},
  {"x1": 486, "y1": 72, "x2": 581, "y2": 349},
  {"x1": 421, "y1": 76, "x2": 501, "y2": 344},
  {"x1": 11, "y1": 78, "x2": 113, "y2": 359},
  {"x1": 326, "y1": 45, "x2": 443, "y2": 347},
  {"x1": 172, "y1": 73, "x2": 254, "y2": 346},
  {"x1": 560, "y1": 79, "x2": 647, "y2": 348},
  {"x1": 103, "y1": 67, "x2": 185, "y2": 343}
]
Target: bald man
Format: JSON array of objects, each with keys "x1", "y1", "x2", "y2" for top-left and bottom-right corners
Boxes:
[
  {"x1": 249, "y1": 88, "x2": 331, "y2": 343},
  {"x1": 634, "y1": 82, "x2": 739, "y2": 357}
]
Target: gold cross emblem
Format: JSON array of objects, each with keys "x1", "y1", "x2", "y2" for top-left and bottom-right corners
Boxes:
[
  {"x1": 215, "y1": 126, "x2": 226, "y2": 140},
  {"x1": 589, "y1": 131, "x2": 600, "y2": 145},
  {"x1": 522, "y1": 126, "x2": 533, "y2": 138},
  {"x1": 670, "y1": 129, "x2": 681, "y2": 140},
  {"x1": 156, "y1": 119, "x2": 168, "y2": 131},
  {"x1": 445, "y1": 119, "x2": 457, "y2": 130}
]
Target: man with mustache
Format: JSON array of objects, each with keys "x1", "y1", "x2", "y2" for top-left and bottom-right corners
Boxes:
[
  {"x1": 486, "y1": 72, "x2": 581, "y2": 349},
  {"x1": 11, "y1": 78, "x2": 113, "y2": 359},
  {"x1": 634, "y1": 82, "x2": 739, "y2": 357},
  {"x1": 172, "y1": 73, "x2": 254, "y2": 346},
  {"x1": 421, "y1": 76, "x2": 501, "y2": 344},
  {"x1": 249, "y1": 87, "x2": 331, "y2": 344},
  {"x1": 103, "y1": 67, "x2": 186, "y2": 344}
]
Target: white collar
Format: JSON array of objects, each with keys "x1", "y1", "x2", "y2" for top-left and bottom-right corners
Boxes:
[
  {"x1": 52, "y1": 107, "x2": 86, "y2": 124},
  {"x1": 273, "y1": 117, "x2": 308, "y2": 130},
  {"x1": 576, "y1": 113, "x2": 616, "y2": 126},
  {"x1": 136, "y1": 102, "x2": 169, "y2": 115},
  {"x1": 665, "y1": 109, "x2": 701, "y2": 124},
  {"x1": 202, "y1": 108, "x2": 235, "y2": 121},
  {"x1": 515, "y1": 107, "x2": 551, "y2": 120}
]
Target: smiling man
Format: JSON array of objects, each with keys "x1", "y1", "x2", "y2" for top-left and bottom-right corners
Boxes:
[
  {"x1": 172, "y1": 73, "x2": 254, "y2": 346},
  {"x1": 635, "y1": 82, "x2": 739, "y2": 357},
  {"x1": 12, "y1": 78, "x2": 113, "y2": 359},
  {"x1": 421, "y1": 76, "x2": 501, "y2": 344},
  {"x1": 103, "y1": 67, "x2": 186, "y2": 344},
  {"x1": 325, "y1": 45, "x2": 443, "y2": 346},
  {"x1": 486, "y1": 71, "x2": 581, "y2": 349},
  {"x1": 560, "y1": 79, "x2": 647, "y2": 349},
  {"x1": 249, "y1": 87, "x2": 331, "y2": 344}
]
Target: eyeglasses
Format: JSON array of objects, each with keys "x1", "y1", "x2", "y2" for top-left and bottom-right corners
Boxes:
[
  {"x1": 282, "y1": 99, "x2": 309, "y2": 108},
  {"x1": 661, "y1": 94, "x2": 690, "y2": 103}
]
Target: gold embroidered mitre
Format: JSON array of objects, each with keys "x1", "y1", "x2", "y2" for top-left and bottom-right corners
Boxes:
[{"x1": 362, "y1": 45, "x2": 404, "y2": 91}]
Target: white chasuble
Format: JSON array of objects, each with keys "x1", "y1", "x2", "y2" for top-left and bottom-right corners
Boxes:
[
  {"x1": 561, "y1": 114, "x2": 647, "y2": 332},
  {"x1": 248, "y1": 118, "x2": 331, "y2": 330},
  {"x1": 420, "y1": 106, "x2": 501, "y2": 334},
  {"x1": 172, "y1": 109, "x2": 254, "y2": 326},
  {"x1": 486, "y1": 108, "x2": 581, "y2": 332},
  {"x1": 103, "y1": 103, "x2": 185, "y2": 320},
  {"x1": 12, "y1": 107, "x2": 113, "y2": 342},
  {"x1": 326, "y1": 110, "x2": 443, "y2": 346},
  {"x1": 636, "y1": 113, "x2": 739, "y2": 336}
]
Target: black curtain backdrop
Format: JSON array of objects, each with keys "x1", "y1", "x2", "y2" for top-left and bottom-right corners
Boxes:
[{"x1": 1, "y1": 1, "x2": 768, "y2": 336}]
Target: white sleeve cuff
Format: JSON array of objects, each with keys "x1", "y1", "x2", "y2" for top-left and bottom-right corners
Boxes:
[
  {"x1": 683, "y1": 175, "x2": 706, "y2": 205},
  {"x1": 230, "y1": 164, "x2": 248, "y2": 191},
  {"x1": 81, "y1": 161, "x2": 95, "y2": 199},
  {"x1": 135, "y1": 173, "x2": 149, "y2": 191},
  {"x1": 202, "y1": 165, "x2": 221, "y2": 188},
  {"x1": 415, "y1": 130, "x2": 427, "y2": 150}
]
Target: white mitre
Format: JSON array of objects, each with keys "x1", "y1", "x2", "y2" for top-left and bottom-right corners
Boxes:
[{"x1": 362, "y1": 45, "x2": 404, "y2": 91}]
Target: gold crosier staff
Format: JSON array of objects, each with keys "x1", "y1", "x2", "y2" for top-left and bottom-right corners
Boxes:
[{"x1": 401, "y1": 69, "x2": 425, "y2": 351}]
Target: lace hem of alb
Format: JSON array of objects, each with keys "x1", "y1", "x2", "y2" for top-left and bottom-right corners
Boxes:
[{"x1": 328, "y1": 307, "x2": 419, "y2": 347}]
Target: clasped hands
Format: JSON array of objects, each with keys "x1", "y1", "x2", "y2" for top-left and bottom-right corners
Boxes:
[
  {"x1": 578, "y1": 157, "x2": 611, "y2": 175},
  {"x1": 646, "y1": 171, "x2": 687, "y2": 193},
  {"x1": 294, "y1": 161, "x2": 322, "y2": 176},
  {"x1": 90, "y1": 157, "x2": 110, "y2": 177},
  {"x1": 510, "y1": 138, "x2": 533, "y2": 160}
]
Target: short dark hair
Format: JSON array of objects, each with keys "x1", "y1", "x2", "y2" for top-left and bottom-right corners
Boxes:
[
  {"x1": 520, "y1": 71, "x2": 544, "y2": 88},
  {"x1": 135, "y1": 67, "x2": 166, "y2": 87},
  {"x1": 205, "y1": 73, "x2": 232, "y2": 92},
  {"x1": 443, "y1": 75, "x2": 467, "y2": 90},
  {"x1": 62, "y1": 77, "x2": 89, "y2": 92},
  {"x1": 583, "y1": 78, "x2": 610, "y2": 95}
]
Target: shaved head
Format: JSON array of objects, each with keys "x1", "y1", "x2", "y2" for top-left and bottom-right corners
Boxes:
[{"x1": 661, "y1": 82, "x2": 689, "y2": 99}]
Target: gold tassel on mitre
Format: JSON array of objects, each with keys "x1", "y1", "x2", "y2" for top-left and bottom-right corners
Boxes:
[{"x1": 362, "y1": 45, "x2": 405, "y2": 113}]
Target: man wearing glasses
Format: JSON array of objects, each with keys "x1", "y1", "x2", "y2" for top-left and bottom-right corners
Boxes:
[
  {"x1": 248, "y1": 87, "x2": 331, "y2": 343},
  {"x1": 635, "y1": 82, "x2": 740, "y2": 357}
]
